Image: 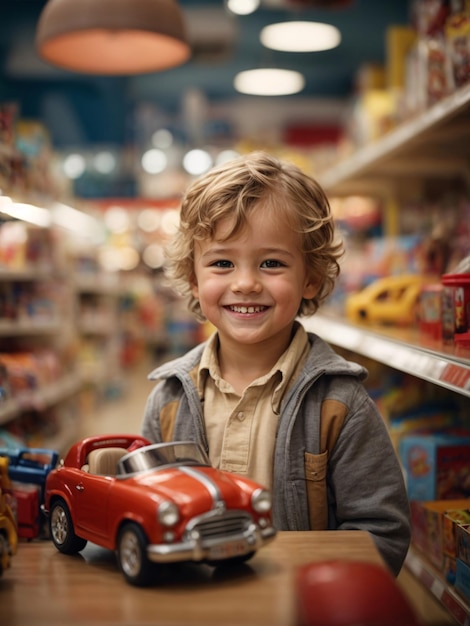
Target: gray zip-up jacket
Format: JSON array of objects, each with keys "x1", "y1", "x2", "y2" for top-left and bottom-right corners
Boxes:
[{"x1": 141, "y1": 331, "x2": 411, "y2": 576}]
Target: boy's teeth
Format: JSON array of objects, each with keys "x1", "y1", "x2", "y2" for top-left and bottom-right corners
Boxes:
[{"x1": 231, "y1": 305, "x2": 263, "y2": 313}]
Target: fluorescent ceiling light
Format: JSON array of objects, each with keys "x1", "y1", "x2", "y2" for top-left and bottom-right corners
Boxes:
[
  {"x1": 52, "y1": 202, "x2": 105, "y2": 242},
  {"x1": 63, "y1": 153, "x2": 86, "y2": 179},
  {"x1": 93, "y1": 151, "x2": 116, "y2": 174},
  {"x1": 182, "y1": 149, "x2": 213, "y2": 175},
  {"x1": 0, "y1": 196, "x2": 51, "y2": 227},
  {"x1": 152, "y1": 129, "x2": 174, "y2": 148},
  {"x1": 160, "y1": 209, "x2": 180, "y2": 235},
  {"x1": 103, "y1": 206, "x2": 130, "y2": 233},
  {"x1": 216, "y1": 149, "x2": 240, "y2": 165},
  {"x1": 141, "y1": 148, "x2": 168, "y2": 174},
  {"x1": 138, "y1": 209, "x2": 162, "y2": 232},
  {"x1": 226, "y1": 0, "x2": 260, "y2": 15},
  {"x1": 260, "y1": 21, "x2": 341, "y2": 52},
  {"x1": 0, "y1": 196, "x2": 104, "y2": 242},
  {"x1": 234, "y1": 68, "x2": 305, "y2": 96},
  {"x1": 142, "y1": 243, "x2": 165, "y2": 269}
]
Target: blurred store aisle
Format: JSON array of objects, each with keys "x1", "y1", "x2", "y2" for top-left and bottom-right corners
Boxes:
[{"x1": 79, "y1": 355, "x2": 156, "y2": 439}]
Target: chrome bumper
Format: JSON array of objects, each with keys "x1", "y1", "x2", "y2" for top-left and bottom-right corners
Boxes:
[{"x1": 147, "y1": 524, "x2": 276, "y2": 563}]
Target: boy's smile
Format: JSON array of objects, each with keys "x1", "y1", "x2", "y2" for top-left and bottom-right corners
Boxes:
[
  {"x1": 227, "y1": 305, "x2": 268, "y2": 314},
  {"x1": 191, "y1": 202, "x2": 318, "y2": 362}
]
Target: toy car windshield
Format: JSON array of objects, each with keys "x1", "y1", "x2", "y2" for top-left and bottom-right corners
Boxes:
[{"x1": 117, "y1": 442, "x2": 211, "y2": 476}]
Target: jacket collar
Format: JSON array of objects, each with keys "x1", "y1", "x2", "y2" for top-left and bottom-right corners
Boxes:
[{"x1": 147, "y1": 327, "x2": 368, "y2": 384}]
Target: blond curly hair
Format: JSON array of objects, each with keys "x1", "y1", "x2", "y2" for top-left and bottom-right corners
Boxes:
[{"x1": 165, "y1": 151, "x2": 343, "y2": 322}]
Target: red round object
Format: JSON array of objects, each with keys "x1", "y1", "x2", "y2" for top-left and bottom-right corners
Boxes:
[{"x1": 296, "y1": 560, "x2": 423, "y2": 626}]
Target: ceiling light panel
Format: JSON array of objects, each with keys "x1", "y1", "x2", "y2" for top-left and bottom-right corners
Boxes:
[
  {"x1": 260, "y1": 21, "x2": 341, "y2": 52},
  {"x1": 234, "y1": 68, "x2": 305, "y2": 96}
]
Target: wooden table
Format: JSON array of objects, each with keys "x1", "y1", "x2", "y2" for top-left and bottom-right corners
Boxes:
[{"x1": 1, "y1": 531, "x2": 384, "y2": 626}]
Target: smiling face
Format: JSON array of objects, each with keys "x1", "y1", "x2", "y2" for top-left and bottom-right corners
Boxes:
[{"x1": 191, "y1": 202, "x2": 318, "y2": 357}]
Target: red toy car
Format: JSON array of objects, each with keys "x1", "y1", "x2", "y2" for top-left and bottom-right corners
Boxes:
[{"x1": 43, "y1": 434, "x2": 276, "y2": 586}]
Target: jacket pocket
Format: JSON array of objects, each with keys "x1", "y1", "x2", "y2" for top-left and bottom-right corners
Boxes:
[{"x1": 304, "y1": 451, "x2": 328, "y2": 530}]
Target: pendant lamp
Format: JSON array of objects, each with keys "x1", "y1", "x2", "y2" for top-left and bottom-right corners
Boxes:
[{"x1": 36, "y1": 0, "x2": 191, "y2": 75}]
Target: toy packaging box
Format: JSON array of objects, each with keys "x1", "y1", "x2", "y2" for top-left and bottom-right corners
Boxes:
[
  {"x1": 399, "y1": 431, "x2": 470, "y2": 501},
  {"x1": 456, "y1": 523, "x2": 470, "y2": 566},
  {"x1": 410, "y1": 499, "x2": 470, "y2": 571},
  {"x1": 456, "y1": 558, "x2": 470, "y2": 603},
  {"x1": 443, "y1": 509, "x2": 470, "y2": 584},
  {"x1": 418, "y1": 283, "x2": 443, "y2": 341},
  {"x1": 444, "y1": 509, "x2": 470, "y2": 556}
]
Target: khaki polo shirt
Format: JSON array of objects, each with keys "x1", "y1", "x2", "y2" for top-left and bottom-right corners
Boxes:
[{"x1": 197, "y1": 323, "x2": 310, "y2": 490}]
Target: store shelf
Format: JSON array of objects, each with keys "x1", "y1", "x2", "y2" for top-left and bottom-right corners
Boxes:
[
  {"x1": 0, "y1": 267, "x2": 56, "y2": 281},
  {"x1": 312, "y1": 82, "x2": 470, "y2": 626},
  {"x1": 318, "y1": 83, "x2": 470, "y2": 196},
  {"x1": 0, "y1": 373, "x2": 82, "y2": 426},
  {"x1": 0, "y1": 265, "x2": 66, "y2": 336},
  {"x1": 74, "y1": 273, "x2": 123, "y2": 296},
  {"x1": 0, "y1": 318, "x2": 62, "y2": 336},
  {"x1": 78, "y1": 318, "x2": 118, "y2": 336},
  {"x1": 302, "y1": 314, "x2": 470, "y2": 397},
  {"x1": 405, "y1": 548, "x2": 470, "y2": 626}
]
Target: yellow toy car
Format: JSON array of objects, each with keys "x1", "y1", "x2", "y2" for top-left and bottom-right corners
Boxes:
[
  {"x1": 0, "y1": 456, "x2": 18, "y2": 576},
  {"x1": 345, "y1": 274, "x2": 429, "y2": 326}
]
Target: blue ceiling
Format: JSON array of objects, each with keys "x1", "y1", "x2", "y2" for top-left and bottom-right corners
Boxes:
[{"x1": 0, "y1": 0, "x2": 410, "y2": 149}]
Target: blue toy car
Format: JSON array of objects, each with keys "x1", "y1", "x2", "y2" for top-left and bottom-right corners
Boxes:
[
  {"x1": 0, "y1": 447, "x2": 59, "y2": 498},
  {"x1": 0, "y1": 447, "x2": 59, "y2": 539}
]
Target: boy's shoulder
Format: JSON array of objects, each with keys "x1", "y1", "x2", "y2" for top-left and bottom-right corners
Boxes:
[
  {"x1": 147, "y1": 342, "x2": 206, "y2": 381},
  {"x1": 303, "y1": 331, "x2": 367, "y2": 380}
]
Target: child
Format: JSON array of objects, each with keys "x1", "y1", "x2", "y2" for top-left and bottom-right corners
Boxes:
[{"x1": 141, "y1": 151, "x2": 411, "y2": 576}]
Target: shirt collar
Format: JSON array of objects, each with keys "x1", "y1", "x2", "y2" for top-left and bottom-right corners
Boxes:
[
  {"x1": 197, "y1": 323, "x2": 310, "y2": 413},
  {"x1": 197, "y1": 331, "x2": 221, "y2": 398}
]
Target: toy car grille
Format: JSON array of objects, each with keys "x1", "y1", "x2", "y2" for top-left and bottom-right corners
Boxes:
[{"x1": 191, "y1": 511, "x2": 252, "y2": 539}]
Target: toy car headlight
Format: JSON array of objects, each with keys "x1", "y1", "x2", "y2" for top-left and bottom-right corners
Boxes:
[
  {"x1": 251, "y1": 488, "x2": 272, "y2": 513},
  {"x1": 158, "y1": 501, "x2": 180, "y2": 527}
]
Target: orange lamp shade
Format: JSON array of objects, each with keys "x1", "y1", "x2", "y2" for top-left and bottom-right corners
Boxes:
[{"x1": 35, "y1": 0, "x2": 191, "y2": 75}]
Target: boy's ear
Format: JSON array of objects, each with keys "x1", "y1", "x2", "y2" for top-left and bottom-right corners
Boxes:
[
  {"x1": 303, "y1": 279, "x2": 320, "y2": 300},
  {"x1": 190, "y1": 274, "x2": 199, "y2": 298}
]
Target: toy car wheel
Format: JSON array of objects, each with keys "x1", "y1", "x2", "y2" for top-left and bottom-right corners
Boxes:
[
  {"x1": 117, "y1": 522, "x2": 153, "y2": 586},
  {"x1": 49, "y1": 499, "x2": 87, "y2": 554}
]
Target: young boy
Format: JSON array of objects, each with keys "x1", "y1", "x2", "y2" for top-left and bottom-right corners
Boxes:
[{"x1": 141, "y1": 151, "x2": 411, "y2": 576}]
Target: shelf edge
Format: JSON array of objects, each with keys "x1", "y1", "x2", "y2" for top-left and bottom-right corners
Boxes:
[{"x1": 301, "y1": 314, "x2": 470, "y2": 397}]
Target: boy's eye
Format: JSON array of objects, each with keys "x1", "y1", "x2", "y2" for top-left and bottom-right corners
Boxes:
[
  {"x1": 261, "y1": 259, "x2": 284, "y2": 268},
  {"x1": 211, "y1": 259, "x2": 233, "y2": 268}
]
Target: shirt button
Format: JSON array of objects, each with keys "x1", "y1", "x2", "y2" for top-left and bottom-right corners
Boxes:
[{"x1": 237, "y1": 411, "x2": 245, "y2": 421}]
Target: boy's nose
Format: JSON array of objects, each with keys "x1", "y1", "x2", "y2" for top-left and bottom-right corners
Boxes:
[{"x1": 232, "y1": 269, "x2": 262, "y2": 293}]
